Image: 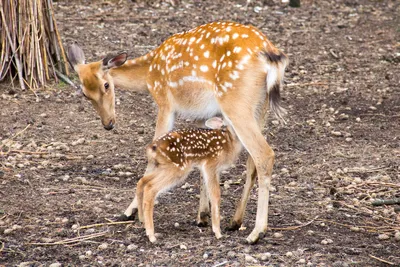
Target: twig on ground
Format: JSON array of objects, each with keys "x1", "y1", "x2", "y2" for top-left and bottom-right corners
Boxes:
[
  {"x1": 372, "y1": 198, "x2": 400, "y2": 206},
  {"x1": 369, "y1": 254, "x2": 394, "y2": 266},
  {"x1": 28, "y1": 231, "x2": 109, "y2": 246},
  {"x1": 78, "y1": 221, "x2": 136, "y2": 230},
  {"x1": 212, "y1": 261, "x2": 228, "y2": 267},
  {"x1": 270, "y1": 216, "x2": 318, "y2": 231}
]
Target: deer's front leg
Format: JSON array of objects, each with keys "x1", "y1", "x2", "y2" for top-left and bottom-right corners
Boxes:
[{"x1": 154, "y1": 107, "x2": 175, "y2": 139}]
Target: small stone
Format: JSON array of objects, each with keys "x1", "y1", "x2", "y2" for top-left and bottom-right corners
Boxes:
[
  {"x1": 203, "y1": 253, "x2": 208, "y2": 259},
  {"x1": 356, "y1": 117, "x2": 361, "y2": 122},
  {"x1": 281, "y1": 168, "x2": 289, "y2": 174},
  {"x1": 245, "y1": 254, "x2": 257, "y2": 263},
  {"x1": 181, "y1": 182, "x2": 191, "y2": 189},
  {"x1": 298, "y1": 259, "x2": 306, "y2": 264},
  {"x1": 71, "y1": 224, "x2": 79, "y2": 230},
  {"x1": 345, "y1": 137, "x2": 353, "y2": 142},
  {"x1": 85, "y1": 250, "x2": 93, "y2": 257},
  {"x1": 180, "y1": 244, "x2": 187, "y2": 250},
  {"x1": 271, "y1": 120, "x2": 279, "y2": 125},
  {"x1": 113, "y1": 164, "x2": 125, "y2": 170},
  {"x1": 79, "y1": 255, "x2": 86, "y2": 260},
  {"x1": 62, "y1": 175, "x2": 70, "y2": 181},
  {"x1": 174, "y1": 222, "x2": 180, "y2": 228},
  {"x1": 18, "y1": 262, "x2": 36, "y2": 267},
  {"x1": 378, "y1": 234, "x2": 390, "y2": 240},
  {"x1": 86, "y1": 154, "x2": 94, "y2": 160},
  {"x1": 286, "y1": 251, "x2": 293, "y2": 257},
  {"x1": 12, "y1": 225, "x2": 22, "y2": 230},
  {"x1": 273, "y1": 232, "x2": 283, "y2": 238},
  {"x1": 339, "y1": 113, "x2": 349, "y2": 120},
  {"x1": 4, "y1": 228, "x2": 13, "y2": 234},
  {"x1": 331, "y1": 131, "x2": 342, "y2": 137},
  {"x1": 369, "y1": 106, "x2": 377, "y2": 110},
  {"x1": 260, "y1": 252, "x2": 271, "y2": 260},
  {"x1": 98, "y1": 243, "x2": 108, "y2": 250},
  {"x1": 394, "y1": 231, "x2": 400, "y2": 241},
  {"x1": 227, "y1": 251, "x2": 236, "y2": 259},
  {"x1": 350, "y1": 227, "x2": 360, "y2": 232},
  {"x1": 71, "y1": 138, "x2": 85, "y2": 146},
  {"x1": 127, "y1": 244, "x2": 138, "y2": 251},
  {"x1": 49, "y1": 263, "x2": 62, "y2": 267}
]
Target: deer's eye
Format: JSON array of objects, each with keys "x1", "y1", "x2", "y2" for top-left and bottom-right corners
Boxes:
[{"x1": 104, "y1": 82, "x2": 110, "y2": 90}]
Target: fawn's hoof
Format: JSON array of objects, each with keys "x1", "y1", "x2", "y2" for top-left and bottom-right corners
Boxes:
[
  {"x1": 117, "y1": 208, "x2": 138, "y2": 221},
  {"x1": 225, "y1": 221, "x2": 241, "y2": 231},
  {"x1": 196, "y1": 211, "x2": 210, "y2": 227},
  {"x1": 117, "y1": 214, "x2": 135, "y2": 221}
]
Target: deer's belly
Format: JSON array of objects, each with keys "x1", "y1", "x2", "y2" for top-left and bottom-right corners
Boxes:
[{"x1": 172, "y1": 84, "x2": 221, "y2": 120}]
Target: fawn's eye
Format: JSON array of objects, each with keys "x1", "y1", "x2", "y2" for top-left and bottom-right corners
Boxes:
[{"x1": 104, "y1": 82, "x2": 109, "y2": 90}]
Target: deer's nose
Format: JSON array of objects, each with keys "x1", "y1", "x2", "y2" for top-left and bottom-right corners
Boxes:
[{"x1": 104, "y1": 120, "x2": 114, "y2": 131}]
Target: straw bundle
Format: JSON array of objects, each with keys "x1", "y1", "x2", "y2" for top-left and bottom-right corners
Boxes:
[{"x1": 0, "y1": 0, "x2": 69, "y2": 90}]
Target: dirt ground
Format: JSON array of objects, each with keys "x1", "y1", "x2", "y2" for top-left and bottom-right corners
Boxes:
[{"x1": 1, "y1": 0, "x2": 400, "y2": 266}]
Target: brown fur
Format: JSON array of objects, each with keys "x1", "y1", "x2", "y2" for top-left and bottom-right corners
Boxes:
[
  {"x1": 69, "y1": 21, "x2": 288, "y2": 243},
  {"x1": 137, "y1": 124, "x2": 241, "y2": 242}
]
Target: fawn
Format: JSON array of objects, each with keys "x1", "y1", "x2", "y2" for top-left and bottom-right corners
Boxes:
[
  {"x1": 68, "y1": 21, "x2": 288, "y2": 243},
  {"x1": 136, "y1": 117, "x2": 242, "y2": 243}
]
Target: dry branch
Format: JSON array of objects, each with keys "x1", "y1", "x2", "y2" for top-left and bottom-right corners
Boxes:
[
  {"x1": 0, "y1": 0, "x2": 68, "y2": 90},
  {"x1": 372, "y1": 198, "x2": 400, "y2": 206}
]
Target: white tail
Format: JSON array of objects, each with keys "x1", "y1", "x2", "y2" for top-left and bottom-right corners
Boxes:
[
  {"x1": 136, "y1": 117, "x2": 241, "y2": 242},
  {"x1": 69, "y1": 21, "x2": 288, "y2": 243}
]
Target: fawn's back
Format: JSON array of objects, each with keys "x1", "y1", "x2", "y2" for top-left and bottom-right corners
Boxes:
[{"x1": 147, "y1": 127, "x2": 241, "y2": 171}]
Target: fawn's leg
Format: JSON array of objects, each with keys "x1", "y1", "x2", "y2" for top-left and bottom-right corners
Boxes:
[
  {"x1": 194, "y1": 119, "x2": 210, "y2": 226},
  {"x1": 142, "y1": 168, "x2": 186, "y2": 243},
  {"x1": 121, "y1": 108, "x2": 175, "y2": 220},
  {"x1": 201, "y1": 165, "x2": 222, "y2": 239},
  {"x1": 197, "y1": 182, "x2": 210, "y2": 226}
]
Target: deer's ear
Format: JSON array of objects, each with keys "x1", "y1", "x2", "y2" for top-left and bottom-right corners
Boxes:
[
  {"x1": 67, "y1": 43, "x2": 85, "y2": 72},
  {"x1": 102, "y1": 52, "x2": 127, "y2": 69},
  {"x1": 205, "y1": 117, "x2": 225, "y2": 129}
]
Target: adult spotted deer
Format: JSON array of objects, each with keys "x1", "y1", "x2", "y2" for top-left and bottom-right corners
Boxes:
[
  {"x1": 68, "y1": 21, "x2": 288, "y2": 243},
  {"x1": 137, "y1": 117, "x2": 241, "y2": 242}
]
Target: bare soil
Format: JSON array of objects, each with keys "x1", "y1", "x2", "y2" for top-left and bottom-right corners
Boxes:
[{"x1": 1, "y1": 0, "x2": 399, "y2": 266}]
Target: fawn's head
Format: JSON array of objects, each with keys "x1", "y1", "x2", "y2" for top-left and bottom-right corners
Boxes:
[{"x1": 68, "y1": 44, "x2": 127, "y2": 130}]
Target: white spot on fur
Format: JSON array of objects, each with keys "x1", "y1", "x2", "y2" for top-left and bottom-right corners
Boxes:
[{"x1": 200, "y1": 65, "x2": 209, "y2": 72}]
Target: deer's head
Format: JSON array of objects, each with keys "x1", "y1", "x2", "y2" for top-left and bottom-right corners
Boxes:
[{"x1": 68, "y1": 44, "x2": 127, "y2": 130}]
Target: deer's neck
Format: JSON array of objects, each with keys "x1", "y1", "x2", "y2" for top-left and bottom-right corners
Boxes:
[{"x1": 109, "y1": 55, "x2": 152, "y2": 92}]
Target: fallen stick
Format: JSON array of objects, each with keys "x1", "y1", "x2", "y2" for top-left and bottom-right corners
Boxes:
[
  {"x1": 270, "y1": 216, "x2": 318, "y2": 231},
  {"x1": 54, "y1": 69, "x2": 76, "y2": 88},
  {"x1": 372, "y1": 198, "x2": 400, "y2": 206},
  {"x1": 28, "y1": 231, "x2": 108, "y2": 246},
  {"x1": 369, "y1": 254, "x2": 395, "y2": 266},
  {"x1": 78, "y1": 221, "x2": 136, "y2": 230}
]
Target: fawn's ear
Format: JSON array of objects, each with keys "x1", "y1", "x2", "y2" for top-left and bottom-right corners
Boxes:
[{"x1": 205, "y1": 117, "x2": 225, "y2": 129}]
